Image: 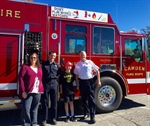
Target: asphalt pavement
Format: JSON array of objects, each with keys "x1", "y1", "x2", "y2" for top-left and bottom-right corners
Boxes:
[{"x1": 0, "y1": 95, "x2": 150, "y2": 126}]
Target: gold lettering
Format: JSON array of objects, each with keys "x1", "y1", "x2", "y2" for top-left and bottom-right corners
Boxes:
[
  {"x1": 124, "y1": 67, "x2": 127, "y2": 71},
  {"x1": 0, "y1": 9, "x2": 21, "y2": 18},
  {"x1": 135, "y1": 73, "x2": 143, "y2": 76},
  {"x1": 6, "y1": 10, "x2": 12, "y2": 17},
  {"x1": 15, "y1": 11, "x2": 20, "y2": 18},
  {"x1": 124, "y1": 66, "x2": 145, "y2": 71},
  {"x1": 128, "y1": 67, "x2": 131, "y2": 70},
  {"x1": 131, "y1": 66, "x2": 134, "y2": 70},
  {"x1": 126, "y1": 73, "x2": 134, "y2": 76},
  {"x1": 138, "y1": 66, "x2": 141, "y2": 71},
  {"x1": 142, "y1": 67, "x2": 145, "y2": 71},
  {"x1": 0, "y1": 9, "x2": 3, "y2": 16},
  {"x1": 135, "y1": 66, "x2": 138, "y2": 70}
]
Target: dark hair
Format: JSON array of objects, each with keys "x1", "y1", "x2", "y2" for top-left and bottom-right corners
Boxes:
[
  {"x1": 49, "y1": 51, "x2": 56, "y2": 55},
  {"x1": 28, "y1": 52, "x2": 41, "y2": 68}
]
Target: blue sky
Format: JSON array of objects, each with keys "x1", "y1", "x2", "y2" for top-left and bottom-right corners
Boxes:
[{"x1": 33, "y1": 0, "x2": 150, "y2": 32}]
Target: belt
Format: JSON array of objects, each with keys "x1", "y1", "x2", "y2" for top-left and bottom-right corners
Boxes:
[
  {"x1": 50, "y1": 78, "x2": 57, "y2": 79},
  {"x1": 79, "y1": 78, "x2": 93, "y2": 81},
  {"x1": 43, "y1": 78, "x2": 57, "y2": 82}
]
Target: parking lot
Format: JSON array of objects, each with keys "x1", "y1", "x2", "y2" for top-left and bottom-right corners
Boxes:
[{"x1": 0, "y1": 95, "x2": 150, "y2": 126}]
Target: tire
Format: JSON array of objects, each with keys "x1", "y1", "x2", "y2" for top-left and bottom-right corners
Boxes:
[{"x1": 95, "y1": 77, "x2": 122, "y2": 113}]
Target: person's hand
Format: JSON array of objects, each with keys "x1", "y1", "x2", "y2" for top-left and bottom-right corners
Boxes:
[
  {"x1": 76, "y1": 85, "x2": 79, "y2": 90},
  {"x1": 22, "y1": 92, "x2": 27, "y2": 99},
  {"x1": 98, "y1": 81, "x2": 101, "y2": 87},
  {"x1": 60, "y1": 90, "x2": 62, "y2": 94}
]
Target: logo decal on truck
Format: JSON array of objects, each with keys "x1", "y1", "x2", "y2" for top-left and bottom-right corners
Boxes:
[
  {"x1": 51, "y1": 33, "x2": 58, "y2": 39},
  {"x1": 51, "y1": 6, "x2": 108, "y2": 22}
]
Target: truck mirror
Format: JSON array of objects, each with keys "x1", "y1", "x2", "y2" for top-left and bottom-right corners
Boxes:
[{"x1": 61, "y1": 58, "x2": 65, "y2": 67}]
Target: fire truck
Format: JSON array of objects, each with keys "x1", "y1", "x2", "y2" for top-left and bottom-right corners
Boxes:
[{"x1": 0, "y1": 0, "x2": 150, "y2": 113}]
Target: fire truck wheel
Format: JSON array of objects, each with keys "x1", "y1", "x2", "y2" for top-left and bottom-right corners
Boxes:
[{"x1": 95, "y1": 77, "x2": 122, "y2": 113}]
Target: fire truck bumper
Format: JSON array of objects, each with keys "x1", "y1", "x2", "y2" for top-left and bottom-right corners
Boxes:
[{"x1": 0, "y1": 97, "x2": 21, "y2": 105}]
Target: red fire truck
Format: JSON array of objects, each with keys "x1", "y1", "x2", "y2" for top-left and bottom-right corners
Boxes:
[{"x1": 0, "y1": 0, "x2": 150, "y2": 113}]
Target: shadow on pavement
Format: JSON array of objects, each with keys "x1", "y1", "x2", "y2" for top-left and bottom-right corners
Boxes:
[
  {"x1": 0, "y1": 97, "x2": 146, "y2": 126},
  {"x1": 117, "y1": 97, "x2": 145, "y2": 110},
  {"x1": 37, "y1": 99, "x2": 84, "y2": 125}
]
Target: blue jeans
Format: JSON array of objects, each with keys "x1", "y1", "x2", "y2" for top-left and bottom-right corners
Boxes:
[{"x1": 21, "y1": 93, "x2": 41, "y2": 126}]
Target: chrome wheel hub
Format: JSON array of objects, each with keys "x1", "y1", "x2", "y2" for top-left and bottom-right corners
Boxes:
[{"x1": 98, "y1": 85, "x2": 116, "y2": 106}]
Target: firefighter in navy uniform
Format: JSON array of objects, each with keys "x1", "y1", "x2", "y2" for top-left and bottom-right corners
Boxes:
[
  {"x1": 41, "y1": 51, "x2": 62, "y2": 126},
  {"x1": 74, "y1": 51, "x2": 101, "y2": 124}
]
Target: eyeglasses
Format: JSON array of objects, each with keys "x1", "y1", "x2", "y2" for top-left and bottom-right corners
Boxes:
[{"x1": 30, "y1": 57, "x2": 37, "y2": 59}]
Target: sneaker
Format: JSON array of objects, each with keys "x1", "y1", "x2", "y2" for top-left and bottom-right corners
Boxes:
[
  {"x1": 41, "y1": 120, "x2": 46, "y2": 126},
  {"x1": 83, "y1": 114, "x2": 90, "y2": 119},
  {"x1": 65, "y1": 116, "x2": 70, "y2": 122},
  {"x1": 70, "y1": 116, "x2": 77, "y2": 122}
]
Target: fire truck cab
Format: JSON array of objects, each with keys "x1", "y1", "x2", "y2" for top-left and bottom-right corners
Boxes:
[{"x1": 0, "y1": 0, "x2": 150, "y2": 113}]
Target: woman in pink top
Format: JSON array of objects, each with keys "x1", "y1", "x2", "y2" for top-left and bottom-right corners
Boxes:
[{"x1": 19, "y1": 52, "x2": 44, "y2": 126}]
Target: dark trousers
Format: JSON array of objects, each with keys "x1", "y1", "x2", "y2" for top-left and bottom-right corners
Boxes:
[
  {"x1": 21, "y1": 93, "x2": 41, "y2": 126},
  {"x1": 42, "y1": 81, "x2": 58, "y2": 121},
  {"x1": 79, "y1": 79, "x2": 95, "y2": 119}
]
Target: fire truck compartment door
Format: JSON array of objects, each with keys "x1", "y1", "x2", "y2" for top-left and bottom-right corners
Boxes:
[{"x1": 0, "y1": 33, "x2": 21, "y2": 97}]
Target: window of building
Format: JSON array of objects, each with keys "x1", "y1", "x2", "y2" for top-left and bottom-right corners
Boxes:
[
  {"x1": 125, "y1": 39, "x2": 142, "y2": 62},
  {"x1": 65, "y1": 25, "x2": 87, "y2": 53},
  {"x1": 93, "y1": 27, "x2": 114, "y2": 54}
]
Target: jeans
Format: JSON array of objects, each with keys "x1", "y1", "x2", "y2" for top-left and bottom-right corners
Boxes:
[{"x1": 21, "y1": 93, "x2": 41, "y2": 126}]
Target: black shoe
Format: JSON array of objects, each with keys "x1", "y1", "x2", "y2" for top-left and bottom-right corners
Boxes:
[
  {"x1": 90, "y1": 118, "x2": 96, "y2": 124},
  {"x1": 41, "y1": 120, "x2": 46, "y2": 126},
  {"x1": 83, "y1": 114, "x2": 90, "y2": 119},
  {"x1": 51, "y1": 119, "x2": 57, "y2": 125},
  {"x1": 70, "y1": 116, "x2": 77, "y2": 122},
  {"x1": 65, "y1": 116, "x2": 70, "y2": 122}
]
